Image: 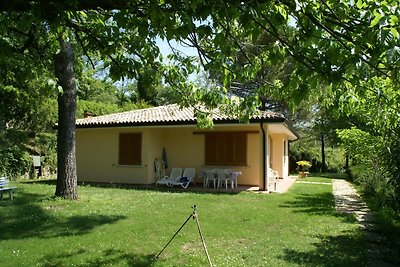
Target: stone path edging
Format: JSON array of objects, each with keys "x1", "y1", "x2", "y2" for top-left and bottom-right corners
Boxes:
[
  {"x1": 296, "y1": 181, "x2": 332, "y2": 185},
  {"x1": 332, "y1": 179, "x2": 396, "y2": 267}
]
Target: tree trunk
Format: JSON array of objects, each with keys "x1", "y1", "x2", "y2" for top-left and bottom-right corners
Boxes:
[
  {"x1": 54, "y1": 37, "x2": 78, "y2": 200},
  {"x1": 321, "y1": 133, "x2": 327, "y2": 172},
  {"x1": 345, "y1": 154, "x2": 350, "y2": 175}
]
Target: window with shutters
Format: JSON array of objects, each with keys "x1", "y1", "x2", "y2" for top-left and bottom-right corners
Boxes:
[
  {"x1": 205, "y1": 132, "x2": 247, "y2": 166},
  {"x1": 119, "y1": 133, "x2": 142, "y2": 165}
]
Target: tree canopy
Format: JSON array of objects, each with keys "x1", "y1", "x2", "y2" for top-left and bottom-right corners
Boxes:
[{"x1": 1, "y1": 0, "x2": 400, "y2": 201}]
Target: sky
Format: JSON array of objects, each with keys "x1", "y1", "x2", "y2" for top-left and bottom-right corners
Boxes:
[{"x1": 155, "y1": 38, "x2": 198, "y2": 59}]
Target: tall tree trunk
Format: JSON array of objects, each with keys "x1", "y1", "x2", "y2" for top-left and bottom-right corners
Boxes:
[
  {"x1": 54, "y1": 37, "x2": 78, "y2": 200},
  {"x1": 321, "y1": 133, "x2": 327, "y2": 172},
  {"x1": 345, "y1": 154, "x2": 350, "y2": 175}
]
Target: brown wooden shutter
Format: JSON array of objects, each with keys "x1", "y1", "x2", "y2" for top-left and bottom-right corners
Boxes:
[
  {"x1": 205, "y1": 132, "x2": 247, "y2": 166},
  {"x1": 130, "y1": 133, "x2": 142, "y2": 165},
  {"x1": 234, "y1": 133, "x2": 247, "y2": 166},
  {"x1": 119, "y1": 133, "x2": 142, "y2": 165},
  {"x1": 205, "y1": 134, "x2": 217, "y2": 165}
]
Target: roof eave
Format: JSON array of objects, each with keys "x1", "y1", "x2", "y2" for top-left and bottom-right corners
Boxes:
[{"x1": 75, "y1": 117, "x2": 286, "y2": 129}]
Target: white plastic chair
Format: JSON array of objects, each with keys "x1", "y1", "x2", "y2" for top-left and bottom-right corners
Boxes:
[
  {"x1": 204, "y1": 170, "x2": 218, "y2": 188},
  {"x1": 268, "y1": 168, "x2": 279, "y2": 192},
  {"x1": 215, "y1": 169, "x2": 232, "y2": 189},
  {"x1": 156, "y1": 167, "x2": 182, "y2": 185},
  {"x1": 269, "y1": 168, "x2": 279, "y2": 179}
]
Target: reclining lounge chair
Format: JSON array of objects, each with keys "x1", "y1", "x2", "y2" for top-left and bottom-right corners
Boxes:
[
  {"x1": 156, "y1": 167, "x2": 182, "y2": 186},
  {"x1": 168, "y1": 168, "x2": 196, "y2": 189}
]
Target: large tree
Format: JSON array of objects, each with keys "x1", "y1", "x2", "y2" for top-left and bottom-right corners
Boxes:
[{"x1": 1, "y1": 0, "x2": 399, "y2": 199}]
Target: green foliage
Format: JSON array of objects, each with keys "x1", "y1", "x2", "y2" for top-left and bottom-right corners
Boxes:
[
  {"x1": 76, "y1": 100, "x2": 120, "y2": 118},
  {"x1": 120, "y1": 100, "x2": 152, "y2": 112},
  {"x1": 290, "y1": 144, "x2": 345, "y2": 174},
  {"x1": 337, "y1": 128, "x2": 383, "y2": 164},
  {"x1": 76, "y1": 70, "x2": 119, "y2": 103},
  {"x1": 324, "y1": 147, "x2": 346, "y2": 173},
  {"x1": 1, "y1": 1, "x2": 400, "y2": 121},
  {"x1": 0, "y1": 77, "x2": 58, "y2": 133},
  {"x1": 32, "y1": 133, "x2": 57, "y2": 175},
  {"x1": 0, "y1": 129, "x2": 57, "y2": 179},
  {"x1": 337, "y1": 127, "x2": 400, "y2": 210},
  {"x1": 136, "y1": 66, "x2": 162, "y2": 105},
  {"x1": 0, "y1": 130, "x2": 32, "y2": 178},
  {"x1": 380, "y1": 137, "x2": 400, "y2": 210},
  {"x1": 0, "y1": 146, "x2": 31, "y2": 179}
]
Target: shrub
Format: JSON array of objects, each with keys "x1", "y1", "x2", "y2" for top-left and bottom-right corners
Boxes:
[
  {"x1": 0, "y1": 130, "x2": 57, "y2": 179},
  {"x1": 338, "y1": 128, "x2": 400, "y2": 211},
  {"x1": 0, "y1": 146, "x2": 31, "y2": 179}
]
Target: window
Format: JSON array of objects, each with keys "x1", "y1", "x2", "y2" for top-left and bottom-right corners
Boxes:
[
  {"x1": 205, "y1": 132, "x2": 247, "y2": 166},
  {"x1": 119, "y1": 133, "x2": 142, "y2": 165}
]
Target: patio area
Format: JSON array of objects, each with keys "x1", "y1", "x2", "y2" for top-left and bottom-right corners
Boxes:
[{"x1": 147, "y1": 175, "x2": 298, "y2": 194}]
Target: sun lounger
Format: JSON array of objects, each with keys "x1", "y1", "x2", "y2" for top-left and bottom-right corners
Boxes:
[
  {"x1": 168, "y1": 168, "x2": 196, "y2": 188},
  {"x1": 156, "y1": 167, "x2": 182, "y2": 186}
]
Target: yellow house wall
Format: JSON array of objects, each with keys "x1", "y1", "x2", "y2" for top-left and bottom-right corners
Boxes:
[
  {"x1": 76, "y1": 128, "x2": 150, "y2": 184},
  {"x1": 157, "y1": 125, "x2": 262, "y2": 186},
  {"x1": 283, "y1": 139, "x2": 289, "y2": 178},
  {"x1": 145, "y1": 128, "x2": 164, "y2": 182},
  {"x1": 161, "y1": 127, "x2": 203, "y2": 180},
  {"x1": 269, "y1": 133, "x2": 289, "y2": 179},
  {"x1": 76, "y1": 124, "x2": 291, "y2": 186}
]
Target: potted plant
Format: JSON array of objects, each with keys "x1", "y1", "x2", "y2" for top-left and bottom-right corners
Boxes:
[{"x1": 296, "y1": 160, "x2": 312, "y2": 178}]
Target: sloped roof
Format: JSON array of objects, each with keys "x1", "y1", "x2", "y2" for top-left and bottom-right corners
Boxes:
[{"x1": 75, "y1": 104, "x2": 286, "y2": 128}]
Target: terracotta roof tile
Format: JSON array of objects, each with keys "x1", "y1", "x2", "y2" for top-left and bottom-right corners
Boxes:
[{"x1": 76, "y1": 104, "x2": 284, "y2": 128}]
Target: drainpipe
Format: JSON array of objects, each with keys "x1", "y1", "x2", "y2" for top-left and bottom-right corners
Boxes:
[{"x1": 260, "y1": 122, "x2": 266, "y2": 191}]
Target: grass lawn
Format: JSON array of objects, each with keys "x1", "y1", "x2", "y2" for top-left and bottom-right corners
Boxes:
[{"x1": 0, "y1": 177, "x2": 366, "y2": 266}]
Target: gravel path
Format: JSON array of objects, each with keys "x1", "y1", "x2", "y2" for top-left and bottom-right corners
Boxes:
[{"x1": 332, "y1": 179, "x2": 397, "y2": 267}]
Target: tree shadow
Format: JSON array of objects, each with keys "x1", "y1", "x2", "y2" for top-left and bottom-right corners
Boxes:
[
  {"x1": 42, "y1": 248, "x2": 157, "y2": 267},
  {"x1": 279, "y1": 192, "x2": 336, "y2": 215},
  {"x1": 20, "y1": 179, "x2": 57, "y2": 185},
  {"x1": 278, "y1": 188, "x2": 366, "y2": 266},
  {"x1": 279, "y1": 191, "x2": 357, "y2": 223},
  {"x1": 22, "y1": 178, "x2": 249, "y2": 195},
  {"x1": 280, "y1": 230, "x2": 367, "y2": 267},
  {"x1": 76, "y1": 181, "x2": 245, "y2": 195},
  {"x1": 0, "y1": 190, "x2": 126, "y2": 241},
  {"x1": 312, "y1": 172, "x2": 349, "y2": 180}
]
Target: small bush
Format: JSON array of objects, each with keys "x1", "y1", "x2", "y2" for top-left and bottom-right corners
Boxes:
[
  {"x1": 0, "y1": 146, "x2": 31, "y2": 179},
  {"x1": 0, "y1": 130, "x2": 56, "y2": 179}
]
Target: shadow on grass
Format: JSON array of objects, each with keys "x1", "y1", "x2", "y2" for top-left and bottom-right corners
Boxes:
[
  {"x1": 20, "y1": 179, "x2": 244, "y2": 195},
  {"x1": 20, "y1": 179, "x2": 57, "y2": 185},
  {"x1": 280, "y1": 192, "x2": 336, "y2": 215},
  {"x1": 80, "y1": 181, "x2": 246, "y2": 196},
  {"x1": 42, "y1": 248, "x2": 157, "y2": 267},
  {"x1": 309, "y1": 172, "x2": 349, "y2": 180},
  {"x1": 280, "y1": 230, "x2": 366, "y2": 267},
  {"x1": 0, "y1": 190, "x2": 126, "y2": 241},
  {"x1": 279, "y1": 191, "x2": 357, "y2": 225}
]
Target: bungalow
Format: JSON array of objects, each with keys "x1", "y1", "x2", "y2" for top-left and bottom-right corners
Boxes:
[{"x1": 75, "y1": 104, "x2": 298, "y2": 191}]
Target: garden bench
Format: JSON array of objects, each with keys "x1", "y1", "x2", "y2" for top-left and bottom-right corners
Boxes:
[{"x1": 0, "y1": 176, "x2": 17, "y2": 200}]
